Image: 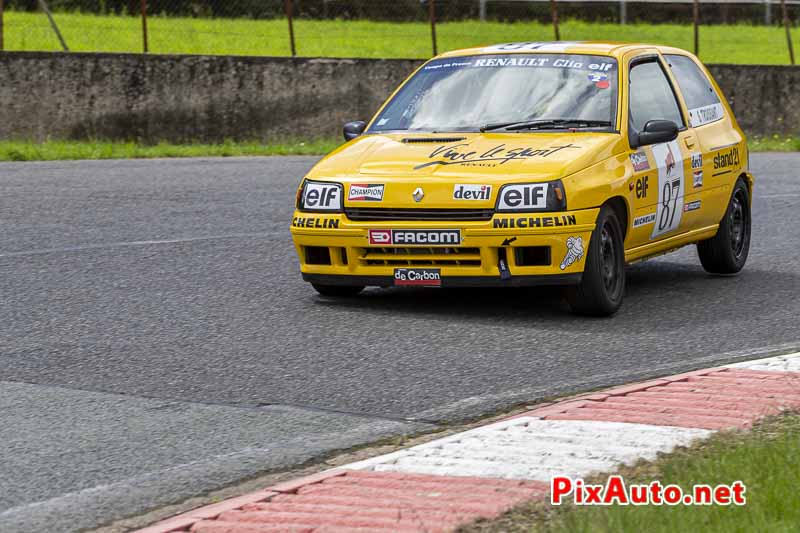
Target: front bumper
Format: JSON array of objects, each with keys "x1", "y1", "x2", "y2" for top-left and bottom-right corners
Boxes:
[{"x1": 290, "y1": 208, "x2": 598, "y2": 287}]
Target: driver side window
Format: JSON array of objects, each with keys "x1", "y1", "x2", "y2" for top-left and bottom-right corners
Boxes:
[{"x1": 628, "y1": 60, "x2": 685, "y2": 133}]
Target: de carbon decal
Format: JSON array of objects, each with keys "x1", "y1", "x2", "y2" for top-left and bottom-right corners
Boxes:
[
  {"x1": 415, "y1": 143, "x2": 579, "y2": 170},
  {"x1": 292, "y1": 216, "x2": 340, "y2": 229},
  {"x1": 560, "y1": 236, "x2": 584, "y2": 270},
  {"x1": 394, "y1": 268, "x2": 442, "y2": 287},
  {"x1": 493, "y1": 215, "x2": 577, "y2": 229},
  {"x1": 348, "y1": 183, "x2": 384, "y2": 202}
]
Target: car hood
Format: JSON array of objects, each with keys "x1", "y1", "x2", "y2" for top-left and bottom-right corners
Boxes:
[{"x1": 304, "y1": 132, "x2": 623, "y2": 208}]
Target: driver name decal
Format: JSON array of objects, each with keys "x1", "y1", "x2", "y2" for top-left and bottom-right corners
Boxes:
[{"x1": 414, "y1": 143, "x2": 580, "y2": 170}]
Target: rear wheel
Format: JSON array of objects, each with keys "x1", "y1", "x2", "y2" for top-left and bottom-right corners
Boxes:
[
  {"x1": 311, "y1": 284, "x2": 364, "y2": 297},
  {"x1": 567, "y1": 205, "x2": 625, "y2": 316},
  {"x1": 697, "y1": 179, "x2": 751, "y2": 274}
]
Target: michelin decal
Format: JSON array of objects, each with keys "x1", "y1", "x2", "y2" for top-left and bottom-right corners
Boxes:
[{"x1": 560, "y1": 236, "x2": 584, "y2": 270}]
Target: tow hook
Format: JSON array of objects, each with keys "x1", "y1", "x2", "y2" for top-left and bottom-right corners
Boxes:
[{"x1": 498, "y1": 248, "x2": 512, "y2": 280}]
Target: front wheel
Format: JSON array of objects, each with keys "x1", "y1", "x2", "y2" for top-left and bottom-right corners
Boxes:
[
  {"x1": 697, "y1": 179, "x2": 751, "y2": 274},
  {"x1": 312, "y1": 284, "x2": 364, "y2": 297},
  {"x1": 566, "y1": 205, "x2": 625, "y2": 316}
]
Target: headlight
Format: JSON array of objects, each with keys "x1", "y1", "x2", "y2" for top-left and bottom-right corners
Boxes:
[
  {"x1": 296, "y1": 179, "x2": 344, "y2": 212},
  {"x1": 495, "y1": 180, "x2": 567, "y2": 212}
]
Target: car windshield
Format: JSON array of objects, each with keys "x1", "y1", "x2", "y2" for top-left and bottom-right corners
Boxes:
[{"x1": 369, "y1": 53, "x2": 618, "y2": 133}]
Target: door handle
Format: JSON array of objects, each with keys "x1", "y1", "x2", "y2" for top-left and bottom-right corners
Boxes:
[{"x1": 684, "y1": 135, "x2": 696, "y2": 149}]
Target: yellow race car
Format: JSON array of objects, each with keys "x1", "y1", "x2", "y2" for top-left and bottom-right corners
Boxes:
[{"x1": 290, "y1": 42, "x2": 753, "y2": 316}]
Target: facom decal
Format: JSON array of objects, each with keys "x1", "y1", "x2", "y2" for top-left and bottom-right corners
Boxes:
[
  {"x1": 292, "y1": 217, "x2": 340, "y2": 229},
  {"x1": 651, "y1": 141, "x2": 685, "y2": 239},
  {"x1": 691, "y1": 153, "x2": 703, "y2": 188},
  {"x1": 684, "y1": 200, "x2": 702, "y2": 212},
  {"x1": 394, "y1": 268, "x2": 442, "y2": 287},
  {"x1": 633, "y1": 213, "x2": 656, "y2": 228},
  {"x1": 560, "y1": 236, "x2": 585, "y2": 270},
  {"x1": 348, "y1": 183, "x2": 384, "y2": 202},
  {"x1": 368, "y1": 229, "x2": 461, "y2": 246},
  {"x1": 453, "y1": 184, "x2": 492, "y2": 201},
  {"x1": 497, "y1": 183, "x2": 549, "y2": 211},
  {"x1": 415, "y1": 143, "x2": 579, "y2": 170},
  {"x1": 688, "y1": 103, "x2": 724, "y2": 128},
  {"x1": 368, "y1": 229, "x2": 392, "y2": 245},
  {"x1": 713, "y1": 146, "x2": 741, "y2": 171},
  {"x1": 630, "y1": 151, "x2": 650, "y2": 172},
  {"x1": 302, "y1": 182, "x2": 341, "y2": 211},
  {"x1": 493, "y1": 215, "x2": 577, "y2": 229}
]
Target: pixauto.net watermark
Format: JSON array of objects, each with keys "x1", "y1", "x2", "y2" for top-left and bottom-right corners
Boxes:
[{"x1": 551, "y1": 475, "x2": 746, "y2": 506}]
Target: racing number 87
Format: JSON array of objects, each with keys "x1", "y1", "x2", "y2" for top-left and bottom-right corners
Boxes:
[{"x1": 658, "y1": 178, "x2": 681, "y2": 231}]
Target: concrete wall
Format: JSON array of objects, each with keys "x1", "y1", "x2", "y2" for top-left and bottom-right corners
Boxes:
[
  {"x1": 0, "y1": 52, "x2": 797, "y2": 143},
  {"x1": 708, "y1": 64, "x2": 800, "y2": 137}
]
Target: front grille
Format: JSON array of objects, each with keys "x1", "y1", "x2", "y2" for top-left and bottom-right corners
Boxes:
[
  {"x1": 360, "y1": 247, "x2": 482, "y2": 267},
  {"x1": 346, "y1": 207, "x2": 493, "y2": 221}
]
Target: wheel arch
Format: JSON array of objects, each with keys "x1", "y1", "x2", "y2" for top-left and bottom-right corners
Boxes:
[
  {"x1": 604, "y1": 196, "x2": 630, "y2": 241},
  {"x1": 739, "y1": 172, "x2": 754, "y2": 205}
]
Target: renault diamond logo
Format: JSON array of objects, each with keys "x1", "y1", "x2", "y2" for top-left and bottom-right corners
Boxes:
[{"x1": 413, "y1": 187, "x2": 424, "y2": 202}]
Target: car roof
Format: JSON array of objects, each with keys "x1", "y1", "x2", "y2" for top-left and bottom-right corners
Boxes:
[{"x1": 435, "y1": 41, "x2": 693, "y2": 60}]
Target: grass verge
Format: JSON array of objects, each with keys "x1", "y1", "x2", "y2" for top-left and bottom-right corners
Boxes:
[
  {"x1": 0, "y1": 135, "x2": 796, "y2": 162},
  {"x1": 0, "y1": 138, "x2": 341, "y2": 162},
  {"x1": 5, "y1": 12, "x2": 800, "y2": 65},
  {"x1": 463, "y1": 413, "x2": 800, "y2": 533}
]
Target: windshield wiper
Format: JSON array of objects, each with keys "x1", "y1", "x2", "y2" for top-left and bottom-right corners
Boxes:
[{"x1": 480, "y1": 119, "x2": 612, "y2": 132}]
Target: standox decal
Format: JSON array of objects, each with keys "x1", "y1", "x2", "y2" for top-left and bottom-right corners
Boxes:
[{"x1": 713, "y1": 147, "x2": 740, "y2": 171}]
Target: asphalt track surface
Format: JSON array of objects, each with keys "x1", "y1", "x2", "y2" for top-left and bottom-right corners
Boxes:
[{"x1": 1, "y1": 154, "x2": 798, "y2": 532}]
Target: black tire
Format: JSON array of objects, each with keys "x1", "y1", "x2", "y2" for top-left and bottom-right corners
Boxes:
[
  {"x1": 697, "y1": 179, "x2": 751, "y2": 274},
  {"x1": 311, "y1": 283, "x2": 364, "y2": 297},
  {"x1": 567, "y1": 205, "x2": 626, "y2": 316}
]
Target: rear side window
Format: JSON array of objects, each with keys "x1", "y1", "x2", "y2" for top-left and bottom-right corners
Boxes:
[
  {"x1": 666, "y1": 54, "x2": 724, "y2": 128},
  {"x1": 628, "y1": 60, "x2": 684, "y2": 133}
]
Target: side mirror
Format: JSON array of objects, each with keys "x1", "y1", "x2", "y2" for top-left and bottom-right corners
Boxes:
[
  {"x1": 633, "y1": 119, "x2": 679, "y2": 148},
  {"x1": 343, "y1": 120, "x2": 367, "y2": 141}
]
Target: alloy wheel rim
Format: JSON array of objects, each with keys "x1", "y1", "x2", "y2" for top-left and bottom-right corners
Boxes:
[
  {"x1": 599, "y1": 222, "x2": 621, "y2": 297},
  {"x1": 729, "y1": 191, "x2": 748, "y2": 259}
]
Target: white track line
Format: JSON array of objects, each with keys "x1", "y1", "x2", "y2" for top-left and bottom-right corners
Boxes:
[
  {"x1": 725, "y1": 352, "x2": 800, "y2": 373},
  {"x1": 344, "y1": 418, "x2": 711, "y2": 481}
]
